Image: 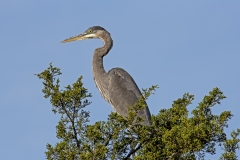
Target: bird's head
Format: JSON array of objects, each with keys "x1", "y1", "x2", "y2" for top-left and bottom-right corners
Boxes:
[{"x1": 61, "y1": 26, "x2": 109, "y2": 43}]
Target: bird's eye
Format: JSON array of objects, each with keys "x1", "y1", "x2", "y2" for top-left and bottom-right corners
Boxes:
[{"x1": 89, "y1": 30, "x2": 92, "y2": 33}]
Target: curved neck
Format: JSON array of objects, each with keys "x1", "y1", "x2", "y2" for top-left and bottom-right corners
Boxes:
[
  {"x1": 92, "y1": 32, "x2": 113, "y2": 102},
  {"x1": 92, "y1": 33, "x2": 113, "y2": 76}
]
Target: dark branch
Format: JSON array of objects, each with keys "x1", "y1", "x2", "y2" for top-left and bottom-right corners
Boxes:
[
  {"x1": 123, "y1": 144, "x2": 142, "y2": 160},
  {"x1": 60, "y1": 99, "x2": 80, "y2": 149}
]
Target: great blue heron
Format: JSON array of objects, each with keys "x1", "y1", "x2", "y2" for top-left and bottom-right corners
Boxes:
[{"x1": 61, "y1": 26, "x2": 151, "y2": 125}]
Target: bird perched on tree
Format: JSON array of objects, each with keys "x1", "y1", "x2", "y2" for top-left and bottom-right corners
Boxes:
[{"x1": 61, "y1": 26, "x2": 151, "y2": 125}]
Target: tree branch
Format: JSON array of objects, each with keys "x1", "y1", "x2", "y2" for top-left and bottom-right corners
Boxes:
[
  {"x1": 123, "y1": 144, "x2": 142, "y2": 160},
  {"x1": 60, "y1": 99, "x2": 80, "y2": 149}
]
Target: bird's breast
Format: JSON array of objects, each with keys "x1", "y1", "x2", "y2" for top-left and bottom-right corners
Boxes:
[{"x1": 93, "y1": 76, "x2": 110, "y2": 104}]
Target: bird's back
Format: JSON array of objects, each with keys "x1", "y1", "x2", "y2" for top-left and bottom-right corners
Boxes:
[{"x1": 107, "y1": 68, "x2": 151, "y2": 125}]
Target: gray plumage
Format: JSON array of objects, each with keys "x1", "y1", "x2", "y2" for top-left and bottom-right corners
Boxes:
[{"x1": 62, "y1": 26, "x2": 151, "y2": 125}]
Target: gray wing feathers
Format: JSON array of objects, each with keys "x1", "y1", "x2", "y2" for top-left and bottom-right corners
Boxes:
[{"x1": 108, "y1": 68, "x2": 151, "y2": 125}]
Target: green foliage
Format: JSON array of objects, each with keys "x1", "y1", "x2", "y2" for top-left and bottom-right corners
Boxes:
[
  {"x1": 36, "y1": 64, "x2": 239, "y2": 160},
  {"x1": 219, "y1": 129, "x2": 240, "y2": 160},
  {"x1": 135, "y1": 89, "x2": 233, "y2": 159},
  {"x1": 36, "y1": 63, "x2": 91, "y2": 159}
]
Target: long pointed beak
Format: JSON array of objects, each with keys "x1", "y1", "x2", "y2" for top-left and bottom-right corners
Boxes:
[{"x1": 61, "y1": 33, "x2": 87, "y2": 43}]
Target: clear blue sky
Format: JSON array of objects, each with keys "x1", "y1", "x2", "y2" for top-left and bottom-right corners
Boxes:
[{"x1": 0, "y1": 1, "x2": 239, "y2": 159}]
